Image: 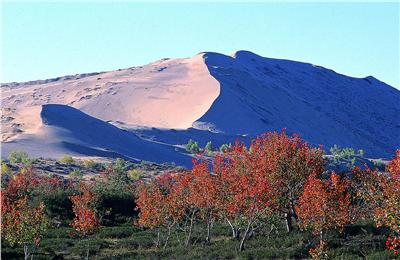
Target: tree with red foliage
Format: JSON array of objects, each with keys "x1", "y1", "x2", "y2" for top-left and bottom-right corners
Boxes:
[
  {"x1": 374, "y1": 150, "x2": 400, "y2": 256},
  {"x1": 1, "y1": 195, "x2": 49, "y2": 260},
  {"x1": 170, "y1": 170, "x2": 202, "y2": 247},
  {"x1": 187, "y1": 159, "x2": 221, "y2": 244},
  {"x1": 297, "y1": 172, "x2": 351, "y2": 257},
  {"x1": 349, "y1": 166, "x2": 384, "y2": 222},
  {"x1": 70, "y1": 183, "x2": 100, "y2": 259},
  {"x1": 1, "y1": 169, "x2": 49, "y2": 260},
  {"x1": 250, "y1": 131, "x2": 325, "y2": 232},
  {"x1": 215, "y1": 141, "x2": 274, "y2": 251},
  {"x1": 136, "y1": 173, "x2": 185, "y2": 248},
  {"x1": 387, "y1": 150, "x2": 400, "y2": 179}
]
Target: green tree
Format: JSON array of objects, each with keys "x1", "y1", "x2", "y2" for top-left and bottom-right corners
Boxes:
[
  {"x1": 8, "y1": 151, "x2": 31, "y2": 165},
  {"x1": 186, "y1": 139, "x2": 200, "y2": 154},
  {"x1": 204, "y1": 141, "x2": 214, "y2": 155}
]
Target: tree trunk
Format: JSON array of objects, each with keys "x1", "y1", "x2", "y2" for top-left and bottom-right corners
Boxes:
[
  {"x1": 185, "y1": 211, "x2": 196, "y2": 247},
  {"x1": 285, "y1": 212, "x2": 293, "y2": 233},
  {"x1": 226, "y1": 218, "x2": 239, "y2": 239},
  {"x1": 156, "y1": 229, "x2": 161, "y2": 248},
  {"x1": 24, "y1": 244, "x2": 30, "y2": 260},
  {"x1": 206, "y1": 220, "x2": 213, "y2": 244},
  {"x1": 163, "y1": 225, "x2": 173, "y2": 249},
  {"x1": 86, "y1": 247, "x2": 89, "y2": 260},
  {"x1": 30, "y1": 245, "x2": 36, "y2": 260},
  {"x1": 239, "y1": 218, "x2": 253, "y2": 251}
]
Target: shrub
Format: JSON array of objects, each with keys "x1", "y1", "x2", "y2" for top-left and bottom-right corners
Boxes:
[
  {"x1": 219, "y1": 143, "x2": 232, "y2": 153},
  {"x1": 96, "y1": 191, "x2": 138, "y2": 225},
  {"x1": 186, "y1": 139, "x2": 200, "y2": 154},
  {"x1": 373, "y1": 159, "x2": 386, "y2": 171},
  {"x1": 204, "y1": 141, "x2": 213, "y2": 155},
  {"x1": 41, "y1": 189, "x2": 75, "y2": 222},
  {"x1": 59, "y1": 155, "x2": 75, "y2": 165},
  {"x1": 114, "y1": 158, "x2": 126, "y2": 172},
  {"x1": 82, "y1": 159, "x2": 97, "y2": 169},
  {"x1": 127, "y1": 169, "x2": 143, "y2": 181},
  {"x1": 2, "y1": 161, "x2": 11, "y2": 175},
  {"x1": 8, "y1": 151, "x2": 31, "y2": 165},
  {"x1": 70, "y1": 170, "x2": 83, "y2": 179}
]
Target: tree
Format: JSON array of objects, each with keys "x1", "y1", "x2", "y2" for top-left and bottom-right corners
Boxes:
[
  {"x1": 297, "y1": 172, "x2": 350, "y2": 257},
  {"x1": 8, "y1": 151, "x2": 31, "y2": 165},
  {"x1": 136, "y1": 173, "x2": 185, "y2": 248},
  {"x1": 188, "y1": 159, "x2": 221, "y2": 243},
  {"x1": 169, "y1": 171, "x2": 198, "y2": 247},
  {"x1": 348, "y1": 166, "x2": 383, "y2": 222},
  {"x1": 219, "y1": 143, "x2": 232, "y2": 153},
  {"x1": 215, "y1": 141, "x2": 274, "y2": 251},
  {"x1": 186, "y1": 139, "x2": 200, "y2": 154},
  {"x1": 252, "y1": 130, "x2": 325, "y2": 232},
  {"x1": 204, "y1": 141, "x2": 214, "y2": 156},
  {"x1": 1, "y1": 197, "x2": 49, "y2": 260},
  {"x1": 374, "y1": 150, "x2": 400, "y2": 255},
  {"x1": 1, "y1": 169, "x2": 49, "y2": 260},
  {"x1": 70, "y1": 183, "x2": 100, "y2": 259}
]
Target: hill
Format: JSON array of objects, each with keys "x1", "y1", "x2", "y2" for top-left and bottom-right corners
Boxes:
[{"x1": 2, "y1": 51, "x2": 399, "y2": 164}]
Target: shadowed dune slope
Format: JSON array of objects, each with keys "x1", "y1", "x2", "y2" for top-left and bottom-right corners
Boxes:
[
  {"x1": 3, "y1": 104, "x2": 193, "y2": 167},
  {"x1": 196, "y1": 51, "x2": 400, "y2": 158}
]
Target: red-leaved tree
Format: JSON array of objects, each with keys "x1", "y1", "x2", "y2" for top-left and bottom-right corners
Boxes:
[
  {"x1": 215, "y1": 141, "x2": 274, "y2": 251},
  {"x1": 70, "y1": 183, "x2": 100, "y2": 259},
  {"x1": 136, "y1": 173, "x2": 185, "y2": 248},
  {"x1": 1, "y1": 169, "x2": 49, "y2": 260},
  {"x1": 374, "y1": 150, "x2": 400, "y2": 256},
  {"x1": 250, "y1": 131, "x2": 325, "y2": 232},
  {"x1": 297, "y1": 172, "x2": 350, "y2": 257}
]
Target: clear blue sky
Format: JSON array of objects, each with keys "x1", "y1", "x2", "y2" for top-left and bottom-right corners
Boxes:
[{"x1": 2, "y1": 2, "x2": 399, "y2": 88}]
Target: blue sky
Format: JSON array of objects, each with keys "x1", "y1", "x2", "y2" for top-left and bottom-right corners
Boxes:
[{"x1": 2, "y1": 2, "x2": 399, "y2": 88}]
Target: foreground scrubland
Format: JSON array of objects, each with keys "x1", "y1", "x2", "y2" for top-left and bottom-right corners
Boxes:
[{"x1": 1, "y1": 131, "x2": 399, "y2": 259}]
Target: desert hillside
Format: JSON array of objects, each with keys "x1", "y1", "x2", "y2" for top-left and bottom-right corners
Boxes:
[{"x1": 1, "y1": 51, "x2": 399, "y2": 164}]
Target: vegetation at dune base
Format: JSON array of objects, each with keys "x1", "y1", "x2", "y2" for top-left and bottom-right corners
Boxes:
[
  {"x1": 1, "y1": 131, "x2": 399, "y2": 259},
  {"x1": 186, "y1": 139, "x2": 200, "y2": 154}
]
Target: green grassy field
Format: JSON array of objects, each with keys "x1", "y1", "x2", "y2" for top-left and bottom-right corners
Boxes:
[{"x1": 2, "y1": 221, "x2": 393, "y2": 259}]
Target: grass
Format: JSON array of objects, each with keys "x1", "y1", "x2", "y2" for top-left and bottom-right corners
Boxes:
[{"x1": 1, "y1": 222, "x2": 395, "y2": 259}]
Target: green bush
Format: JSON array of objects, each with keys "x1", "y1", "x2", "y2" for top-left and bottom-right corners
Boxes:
[
  {"x1": 373, "y1": 159, "x2": 386, "y2": 171},
  {"x1": 204, "y1": 141, "x2": 214, "y2": 155},
  {"x1": 82, "y1": 159, "x2": 97, "y2": 169},
  {"x1": 219, "y1": 143, "x2": 232, "y2": 153},
  {"x1": 186, "y1": 139, "x2": 200, "y2": 154},
  {"x1": 8, "y1": 151, "x2": 31, "y2": 165},
  {"x1": 127, "y1": 169, "x2": 143, "y2": 181},
  {"x1": 69, "y1": 169, "x2": 83, "y2": 179},
  {"x1": 59, "y1": 155, "x2": 75, "y2": 165},
  {"x1": 1, "y1": 162, "x2": 11, "y2": 175},
  {"x1": 41, "y1": 189, "x2": 75, "y2": 223},
  {"x1": 95, "y1": 190, "x2": 138, "y2": 226}
]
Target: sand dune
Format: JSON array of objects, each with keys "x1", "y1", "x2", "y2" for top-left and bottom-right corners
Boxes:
[
  {"x1": 1, "y1": 53, "x2": 219, "y2": 142},
  {"x1": 2, "y1": 104, "x2": 193, "y2": 167},
  {"x1": 1, "y1": 50, "x2": 399, "y2": 163}
]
